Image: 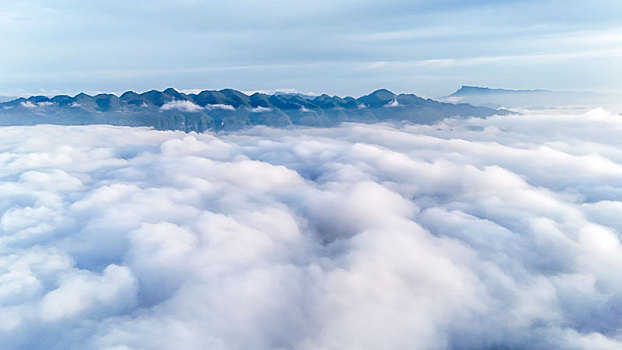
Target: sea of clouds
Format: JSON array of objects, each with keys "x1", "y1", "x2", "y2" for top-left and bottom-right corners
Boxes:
[{"x1": 0, "y1": 108, "x2": 621, "y2": 349}]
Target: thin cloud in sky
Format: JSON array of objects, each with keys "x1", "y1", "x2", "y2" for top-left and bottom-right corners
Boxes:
[{"x1": 1, "y1": 1, "x2": 621, "y2": 95}]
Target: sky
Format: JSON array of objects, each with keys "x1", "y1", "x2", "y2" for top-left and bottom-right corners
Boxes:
[{"x1": 1, "y1": 0, "x2": 622, "y2": 97}]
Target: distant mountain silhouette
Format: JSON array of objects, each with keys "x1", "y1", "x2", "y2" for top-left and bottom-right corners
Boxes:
[
  {"x1": 0, "y1": 88, "x2": 509, "y2": 132},
  {"x1": 449, "y1": 85, "x2": 549, "y2": 96},
  {"x1": 442, "y1": 85, "x2": 618, "y2": 109}
]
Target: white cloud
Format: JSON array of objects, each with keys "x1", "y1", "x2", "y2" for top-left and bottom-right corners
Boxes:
[
  {"x1": 39, "y1": 264, "x2": 137, "y2": 321},
  {"x1": 19, "y1": 101, "x2": 37, "y2": 108},
  {"x1": 0, "y1": 108, "x2": 621, "y2": 349},
  {"x1": 205, "y1": 104, "x2": 236, "y2": 111},
  {"x1": 160, "y1": 100, "x2": 203, "y2": 112},
  {"x1": 250, "y1": 106, "x2": 273, "y2": 113},
  {"x1": 440, "y1": 96, "x2": 464, "y2": 103},
  {"x1": 384, "y1": 99, "x2": 399, "y2": 107},
  {"x1": 18, "y1": 101, "x2": 54, "y2": 109}
]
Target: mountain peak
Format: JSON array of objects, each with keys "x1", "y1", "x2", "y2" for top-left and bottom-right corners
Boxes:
[
  {"x1": 357, "y1": 89, "x2": 397, "y2": 107},
  {"x1": 369, "y1": 89, "x2": 396, "y2": 97},
  {"x1": 452, "y1": 86, "x2": 495, "y2": 96},
  {"x1": 74, "y1": 92, "x2": 92, "y2": 99},
  {"x1": 163, "y1": 87, "x2": 180, "y2": 94}
]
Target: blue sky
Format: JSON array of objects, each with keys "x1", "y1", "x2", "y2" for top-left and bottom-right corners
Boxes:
[{"x1": 1, "y1": 0, "x2": 621, "y2": 97}]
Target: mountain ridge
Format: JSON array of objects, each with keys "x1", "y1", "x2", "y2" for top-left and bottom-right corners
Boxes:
[
  {"x1": 450, "y1": 85, "x2": 550, "y2": 96},
  {"x1": 0, "y1": 88, "x2": 509, "y2": 132},
  {"x1": 442, "y1": 85, "x2": 620, "y2": 109}
]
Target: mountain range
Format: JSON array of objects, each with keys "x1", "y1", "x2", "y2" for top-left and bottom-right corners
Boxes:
[{"x1": 0, "y1": 88, "x2": 508, "y2": 132}]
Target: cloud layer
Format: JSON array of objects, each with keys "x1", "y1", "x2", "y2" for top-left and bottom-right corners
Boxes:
[{"x1": 0, "y1": 109, "x2": 621, "y2": 349}]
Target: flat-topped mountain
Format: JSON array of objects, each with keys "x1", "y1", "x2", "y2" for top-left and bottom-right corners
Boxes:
[
  {"x1": 450, "y1": 85, "x2": 548, "y2": 96},
  {"x1": 0, "y1": 88, "x2": 508, "y2": 132},
  {"x1": 442, "y1": 85, "x2": 620, "y2": 110}
]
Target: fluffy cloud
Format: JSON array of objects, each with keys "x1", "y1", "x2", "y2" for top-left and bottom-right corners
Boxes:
[
  {"x1": 19, "y1": 101, "x2": 37, "y2": 108},
  {"x1": 18, "y1": 101, "x2": 54, "y2": 109},
  {"x1": 250, "y1": 106, "x2": 273, "y2": 113},
  {"x1": 160, "y1": 100, "x2": 203, "y2": 112},
  {"x1": 384, "y1": 99, "x2": 399, "y2": 107},
  {"x1": 205, "y1": 104, "x2": 236, "y2": 111},
  {"x1": 0, "y1": 108, "x2": 621, "y2": 349}
]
